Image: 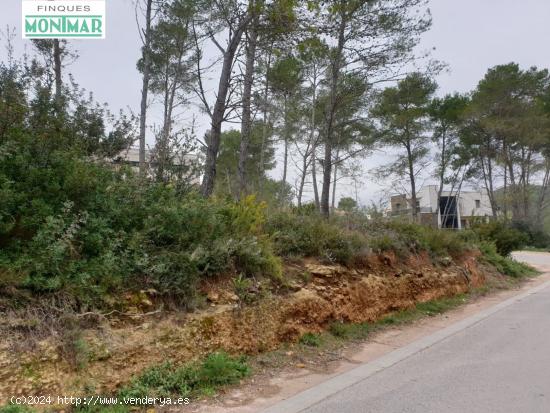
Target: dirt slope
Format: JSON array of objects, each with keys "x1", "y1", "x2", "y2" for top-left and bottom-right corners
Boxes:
[{"x1": 0, "y1": 252, "x2": 486, "y2": 403}]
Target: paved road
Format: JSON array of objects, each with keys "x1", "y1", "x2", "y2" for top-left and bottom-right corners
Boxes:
[
  {"x1": 265, "y1": 252, "x2": 550, "y2": 413},
  {"x1": 513, "y1": 251, "x2": 550, "y2": 272}
]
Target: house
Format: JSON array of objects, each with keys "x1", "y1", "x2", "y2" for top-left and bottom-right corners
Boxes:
[
  {"x1": 111, "y1": 146, "x2": 194, "y2": 168},
  {"x1": 110, "y1": 146, "x2": 201, "y2": 184},
  {"x1": 390, "y1": 185, "x2": 494, "y2": 229}
]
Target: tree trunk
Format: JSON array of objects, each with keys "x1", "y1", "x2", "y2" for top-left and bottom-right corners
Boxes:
[
  {"x1": 320, "y1": 13, "x2": 346, "y2": 217},
  {"x1": 436, "y1": 126, "x2": 447, "y2": 204},
  {"x1": 536, "y1": 160, "x2": 550, "y2": 224},
  {"x1": 297, "y1": 155, "x2": 307, "y2": 207},
  {"x1": 310, "y1": 67, "x2": 320, "y2": 210},
  {"x1": 521, "y1": 149, "x2": 532, "y2": 221},
  {"x1": 282, "y1": 95, "x2": 289, "y2": 186},
  {"x1": 156, "y1": 59, "x2": 180, "y2": 183},
  {"x1": 53, "y1": 39, "x2": 62, "y2": 107},
  {"x1": 504, "y1": 143, "x2": 521, "y2": 220},
  {"x1": 138, "y1": 0, "x2": 153, "y2": 176},
  {"x1": 201, "y1": 21, "x2": 249, "y2": 197},
  {"x1": 312, "y1": 146, "x2": 320, "y2": 210},
  {"x1": 485, "y1": 156, "x2": 498, "y2": 218},
  {"x1": 321, "y1": 138, "x2": 333, "y2": 217},
  {"x1": 238, "y1": 11, "x2": 258, "y2": 198},
  {"x1": 405, "y1": 140, "x2": 418, "y2": 223},
  {"x1": 258, "y1": 48, "x2": 273, "y2": 195},
  {"x1": 331, "y1": 150, "x2": 339, "y2": 210}
]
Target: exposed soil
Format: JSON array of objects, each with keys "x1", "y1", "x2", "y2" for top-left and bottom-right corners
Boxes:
[
  {"x1": 0, "y1": 252, "x2": 491, "y2": 406},
  {"x1": 190, "y1": 253, "x2": 550, "y2": 413}
]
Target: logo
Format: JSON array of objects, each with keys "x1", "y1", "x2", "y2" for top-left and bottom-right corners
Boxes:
[{"x1": 22, "y1": 0, "x2": 106, "y2": 39}]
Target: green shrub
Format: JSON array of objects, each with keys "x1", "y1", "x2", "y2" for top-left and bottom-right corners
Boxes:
[
  {"x1": 510, "y1": 221, "x2": 550, "y2": 249},
  {"x1": 119, "y1": 352, "x2": 249, "y2": 399},
  {"x1": 418, "y1": 227, "x2": 469, "y2": 258},
  {"x1": 473, "y1": 221, "x2": 529, "y2": 256},
  {"x1": 291, "y1": 202, "x2": 318, "y2": 216},
  {"x1": 479, "y1": 241, "x2": 537, "y2": 278},
  {"x1": 415, "y1": 295, "x2": 467, "y2": 315},
  {"x1": 364, "y1": 221, "x2": 469, "y2": 259},
  {"x1": 328, "y1": 321, "x2": 373, "y2": 340},
  {"x1": 265, "y1": 212, "x2": 367, "y2": 265},
  {"x1": 368, "y1": 234, "x2": 396, "y2": 253},
  {"x1": 298, "y1": 332, "x2": 322, "y2": 347},
  {"x1": 0, "y1": 406, "x2": 35, "y2": 413},
  {"x1": 1, "y1": 146, "x2": 281, "y2": 308}
]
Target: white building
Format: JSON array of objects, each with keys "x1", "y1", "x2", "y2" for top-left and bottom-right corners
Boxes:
[
  {"x1": 390, "y1": 185, "x2": 494, "y2": 229},
  {"x1": 110, "y1": 146, "x2": 201, "y2": 185}
]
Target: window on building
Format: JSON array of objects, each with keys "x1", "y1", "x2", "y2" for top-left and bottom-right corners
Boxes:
[
  {"x1": 396, "y1": 203, "x2": 401, "y2": 210},
  {"x1": 475, "y1": 199, "x2": 481, "y2": 209}
]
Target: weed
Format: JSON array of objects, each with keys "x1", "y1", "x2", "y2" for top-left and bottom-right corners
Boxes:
[
  {"x1": 299, "y1": 333, "x2": 322, "y2": 347},
  {"x1": 479, "y1": 242, "x2": 537, "y2": 278},
  {"x1": 0, "y1": 406, "x2": 35, "y2": 413},
  {"x1": 58, "y1": 315, "x2": 90, "y2": 370},
  {"x1": 416, "y1": 295, "x2": 467, "y2": 315},
  {"x1": 75, "y1": 406, "x2": 129, "y2": 413},
  {"x1": 328, "y1": 321, "x2": 373, "y2": 340},
  {"x1": 119, "y1": 352, "x2": 249, "y2": 399},
  {"x1": 233, "y1": 274, "x2": 253, "y2": 305}
]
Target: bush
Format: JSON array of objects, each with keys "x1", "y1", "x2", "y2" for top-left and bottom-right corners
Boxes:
[
  {"x1": 418, "y1": 226, "x2": 469, "y2": 258},
  {"x1": 265, "y1": 212, "x2": 367, "y2": 265},
  {"x1": 299, "y1": 332, "x2": 322, "y2": 347},
  {"x1": 473, "y1": 221, "x2": 529, "y2": 256},
  {"x1": 1, "y1": 147, "x2": 282, "y2": 309},
  {"x1": 119, "y1": 352, "x2": 249, "y2": 399},
  {"x1": 329, "y1": 321, "x2": 373, "y2": 340},
  {"x1": 510, "y1": 221, "x2": 550, "y2": 250},
  {"x1": 364, "y1": 221, "x2": 469, "y2": 259},
  {"x1": 479, "y1": 242, "x2": 537, "y2": 278}
]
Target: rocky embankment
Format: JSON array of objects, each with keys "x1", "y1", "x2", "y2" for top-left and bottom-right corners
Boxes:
[{"x1": 0, "y1": 252, "x2": 486, "y2": 402}]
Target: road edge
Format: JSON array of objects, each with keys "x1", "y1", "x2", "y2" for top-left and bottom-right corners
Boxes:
[{"x1": 261, "y1": 279, "x2": 550, "y2": 413}]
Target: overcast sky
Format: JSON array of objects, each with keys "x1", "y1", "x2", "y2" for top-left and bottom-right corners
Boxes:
[{"x1": 2, "y1": 0, "x2": 550, "y2": 206}]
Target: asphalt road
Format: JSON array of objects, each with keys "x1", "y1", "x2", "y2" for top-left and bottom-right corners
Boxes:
[{"x1": 265, "y1": 252, "x2": 550, "y2": 413}]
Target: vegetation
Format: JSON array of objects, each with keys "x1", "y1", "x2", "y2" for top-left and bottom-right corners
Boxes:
[
  {"x1": 471, "y1": 221, "x2": 530, "y2": 256},
  {"x1": 1, "y1": 1, "x2": 549, "y2": 410},
  {"x1": 119, "y1": 352, "x2": 249, "y2": 399},
  {"x1": 1, "y1": 0, "x2": 546, "y2": 314},
  {"x1": 478, "y1": 242, "x2": 537, "y2": 278},
  {"x1": 0, "y1": 406, "x2": 35, "y2": 413},
  {"x1": 299, "y1": 332, "x2": 323, "y2": 347},
  {"x1": 329, "y1": 295, "x2": 468, "y2": 341}
]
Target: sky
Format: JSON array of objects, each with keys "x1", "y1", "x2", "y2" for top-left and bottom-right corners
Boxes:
[{"x1": 2, "y1": 0, "x2": 550, "y2": 206}]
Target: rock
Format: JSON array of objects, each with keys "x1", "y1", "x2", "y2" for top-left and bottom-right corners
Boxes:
[
  {"x1": 140, "y1": 298, "x2": 153, "y2": 307},
  {"x1": 287, "y1": 282, "x2": 303, "y2": 292},
  {"x1": 440, "y1": 256, "x2": 453, "y2": 267},
  {"x1": 207, "y1": 291, "x2": 220, "y2": 303},
  {"x1": 305, "y1": 264, "x2": 343, "y2": 277},
  {"x1": 226, "y1": 293, "x2": 240, "y2": 302},
  {"x1": 293, "y1": 288, "x2": 319, "y2": 300},
  {"x1": 296, "y1": 363, "x2": 306, "y2": 368}
]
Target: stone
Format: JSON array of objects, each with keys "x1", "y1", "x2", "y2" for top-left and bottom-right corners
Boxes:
[
  {"x1": 305, "y1": 264, "x2": 343, "y2": 277},
  {"x1": 207, "y1": 291, "x2": 220, "y2": 303}
]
